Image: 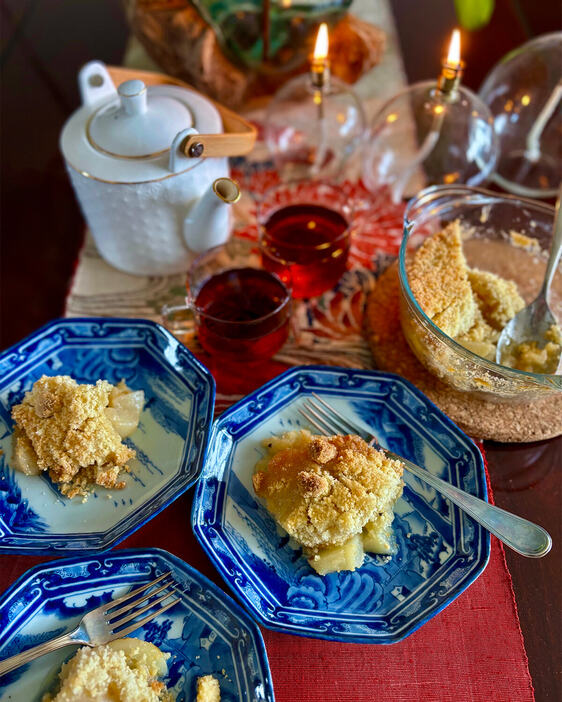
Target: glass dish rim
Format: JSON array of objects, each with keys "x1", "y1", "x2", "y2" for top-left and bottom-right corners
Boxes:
[{"x1": 399, "y1": 184, "x2": 561, "y2": 389}]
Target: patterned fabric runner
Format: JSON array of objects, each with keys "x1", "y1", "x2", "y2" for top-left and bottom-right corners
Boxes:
[
  {"x1": 66, "y1": 174, "x2": 404, "y2": 410},
  {"x1": 66, "y1": 0, "x2": 408, "y2": 413}
]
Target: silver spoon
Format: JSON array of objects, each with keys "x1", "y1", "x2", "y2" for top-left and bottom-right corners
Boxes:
[{"x1": 496, "y1": 191, "x2": 562, "y2": 373}]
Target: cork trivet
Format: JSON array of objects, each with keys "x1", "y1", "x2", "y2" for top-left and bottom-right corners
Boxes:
[{"x1": 365, "y1": 262, "x2": 562, "y2": 443}]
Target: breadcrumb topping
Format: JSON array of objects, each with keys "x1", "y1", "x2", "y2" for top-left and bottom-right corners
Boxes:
[
  {"x1": 11, "y1": 375, "x2": 139, "y2": 498},
  {"x1": 467, "y1": 269, "x2": 524, "y2": 331},
  {"x1": 407, "y1": 221, "x2": 526, "y2": 361},
  {"x1": 407, "y1": 221, "x2": 476, "y2": 338},
  {"x1": 41, "y1": 639, "x2": 173, "y2": 702},
  {"x1": 253, "y1": 430, "x2": 404, "y2": 571}
]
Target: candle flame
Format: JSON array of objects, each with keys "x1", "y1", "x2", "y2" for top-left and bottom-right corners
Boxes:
[
  {"x1": 314, "y1": 23, "x2": 329, "y2": 61},
  {"x1": 446, "y1": 29, "x2": 461, "y2": 67}
]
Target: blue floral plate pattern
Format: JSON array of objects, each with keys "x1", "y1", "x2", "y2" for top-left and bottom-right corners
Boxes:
[
  {"x1": 0, "y1": 318, "x2": 215, "y2": 554},
  {"x1": 192, "y1": 366, "x2": 490, "y2": 644},
  {"x1": 0, "y1": 548, "x2": 274, "y2": 701}
]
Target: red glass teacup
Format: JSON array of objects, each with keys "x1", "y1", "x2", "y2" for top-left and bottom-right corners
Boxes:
[
  {"x1": 163, "y1": 238, "x2": 292, "y2": 364},
  {"x1": 258, "y1": 181, "x2": 355, "y2": 298}
]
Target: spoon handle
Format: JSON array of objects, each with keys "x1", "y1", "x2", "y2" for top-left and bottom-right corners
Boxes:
[
  {"x1": 387, "y1": 451, "x2": 552, "y2": 558},
  {"x1": 540, "y1": 190, "x2": 562, "y2": 299}
]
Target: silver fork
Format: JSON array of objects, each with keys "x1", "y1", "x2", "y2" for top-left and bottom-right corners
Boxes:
[
  {"x1": 0, "y1": 571, "x2": 180, "y2": 676},
  {"x1": 299, "y1": 393, "x2": 552, "y2": 559}
]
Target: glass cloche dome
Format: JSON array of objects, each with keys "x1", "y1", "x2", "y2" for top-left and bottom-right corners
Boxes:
[{"x1": 479, "y1": 32, "x2": 562, "y2": 199}]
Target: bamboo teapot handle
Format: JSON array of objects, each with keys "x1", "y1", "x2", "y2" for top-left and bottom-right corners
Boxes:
[{"x1": 107, "y1": 65, "x2": 257, "y2": 158}]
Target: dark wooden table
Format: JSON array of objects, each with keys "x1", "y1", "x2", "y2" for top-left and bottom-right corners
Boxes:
[{"x1": 1, "y1": 2, "x2": 561, "y2": 701}]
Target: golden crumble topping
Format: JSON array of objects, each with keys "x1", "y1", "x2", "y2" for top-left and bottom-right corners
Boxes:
[
  {"x1": 253, "y1": 430, "x2": 404, "y2": 575},
  {"x1": 41, "y1": 639, "x2": 173, "y2": 702},
  {"x1": 467, "y1": 269, "x2": 524, "y2": 331},
  {"x1": 455, "y1": 305, "x2": 499, "y2": 361},
  {"x1": 11, "y1": 375, "x2": 143, "y2": 498},
  {"x1": 407, "y1": 221, "x2": 476, "y2": 338},
  {"x1": 407, "y1": 222, "x2": 530, "y2": 364},
  {"x1": 509, "y1": 230, "x2": 541, "y2": 252}
]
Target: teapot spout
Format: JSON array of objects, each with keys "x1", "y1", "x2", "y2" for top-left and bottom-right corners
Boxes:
[
  {"x1": 212, "y1": 177, "x2": 241, "y2": 205},
  {"x1": 183, "y1": 177, "x2": 241, "y2": 254}
]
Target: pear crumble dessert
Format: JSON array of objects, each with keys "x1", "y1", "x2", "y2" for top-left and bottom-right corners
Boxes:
[
  {"x1": 253, "y1": 430, "x2": 404, "y2": 575},
  {"x1": 502, "y1": 324, "x2": 562, "y2": 374},
  {"x1": 11, "y1": 375, "x2": 144, "y2": 498},
  {"x1": 42, "y1": 637, "x2": 220, "y2": 702},
  {"x1": 406, "y1": 220, "x2": 479, "y2": 339},
  {"x1": 407, "y1": 220, "x2": 530, "y2": 364},
  {"x1": 41, "y1": 638, "x2": 173, "y2": 702}
]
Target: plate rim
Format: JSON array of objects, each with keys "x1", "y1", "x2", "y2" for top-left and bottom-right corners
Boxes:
[
  {"x1": 0, "y1": 317, "x2": 216, "y2": 555},
  {"x1": 0, "y1": 546, "x2": 275, "y2": 701},
  {"x1": 192, "y1": 364, "x2": 491, "y2": 644}
]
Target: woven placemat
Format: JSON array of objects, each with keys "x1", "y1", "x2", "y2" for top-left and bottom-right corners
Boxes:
[{"x1": 365, "y1": 262, "x2": 562, "y2": 442}]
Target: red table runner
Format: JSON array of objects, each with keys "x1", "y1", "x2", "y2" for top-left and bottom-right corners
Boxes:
[
  {"x1": 263, "y1": 497, "x2": 534, "y2": 702},
  {"x1": 213, "y1": 174, "x2": 535, "y2": 701},
  {"x1": 60, "y1": 171, "x2": 535, "y2": 701},
  {"x1": 112, "y1": 470, "x2": 534, "y2": 702}
]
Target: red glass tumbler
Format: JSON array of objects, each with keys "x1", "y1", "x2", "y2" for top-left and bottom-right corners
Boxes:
[
  {"x1": 258, "y1": 181, "x2": 355, "y2": 298},
  {"x1": 186, "y1": 238, "x2": 292, "y2": 363}
]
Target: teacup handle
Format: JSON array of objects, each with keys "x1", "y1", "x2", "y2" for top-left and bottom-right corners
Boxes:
[{"x1": 161, "y1": 302, "x2": 195, "y2": 336}]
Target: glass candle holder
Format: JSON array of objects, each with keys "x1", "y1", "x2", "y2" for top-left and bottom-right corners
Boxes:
[
  {"x1": 264, "y1": 73, "x2": 366, "y2": 182},
  {"x1": 361, "y1": 81, "x2": 498, "y2": 202},
  {"x1": 258, "y1": 181, "x2": 355, "y2": 298}
]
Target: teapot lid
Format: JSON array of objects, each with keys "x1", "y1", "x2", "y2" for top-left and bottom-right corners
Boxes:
[
  {"x1": 60, "y1": 62, "x2": 223, "y2": 183},
  {"x1": 88, "y1": 79, "x2": 194, "y2": 158}
]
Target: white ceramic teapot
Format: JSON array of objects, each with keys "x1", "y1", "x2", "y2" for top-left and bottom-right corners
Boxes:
[{"x1": 60, "y1": 61, "x2": 254, "y2": 275}]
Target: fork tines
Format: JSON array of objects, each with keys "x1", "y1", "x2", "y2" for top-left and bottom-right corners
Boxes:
[
  {"x1": 299, "y1": 392, "x2": 363, "y2": 438},
  {"x1": 105, "y1": 571, "x2": 181, "y2": 638}
]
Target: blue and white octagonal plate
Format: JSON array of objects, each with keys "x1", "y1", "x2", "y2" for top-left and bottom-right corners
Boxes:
[
  {"x1": 192, "y1": 366, "x2": 490, "y2": 644},
  {"x1": 0, "y1": 548, "x2": 274, "y2": 701},
  {"x1": 0, "y1": 318, "x2": 215, "y2": 554}
]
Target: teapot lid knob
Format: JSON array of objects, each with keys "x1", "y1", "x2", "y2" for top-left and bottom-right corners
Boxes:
[
  {"x1": 88, "y1": 79, "x2": 192, "y2": 159},
  {"x1": 118, "y1": 80, "x2": 147, "y2": 116}
]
